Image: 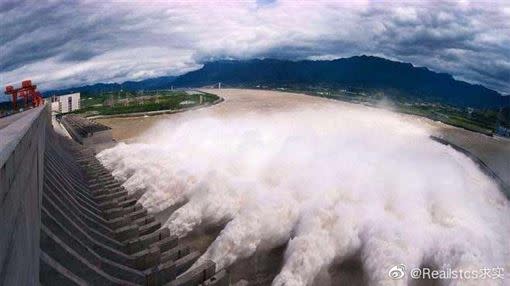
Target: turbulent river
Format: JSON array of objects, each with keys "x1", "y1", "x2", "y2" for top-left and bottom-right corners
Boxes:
[{"x1": 97, "y1": 89, "x2": 510, "y2": 286}]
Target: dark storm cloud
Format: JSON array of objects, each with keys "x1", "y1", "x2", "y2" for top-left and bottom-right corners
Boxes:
[
  {"x1": 356, "y1": 3, "x2": 510, "y2": 93},
  {"x1": 1, "y1": 0, "x2": 509, "y2": 93},
  {"x1": 0, "y1": 1, "x2": 125, "y2": 71}
]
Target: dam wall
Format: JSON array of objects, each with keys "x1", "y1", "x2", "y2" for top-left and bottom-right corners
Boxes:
[
  {"x1": 43, "y1": 115, "x2": 229, "y2": 285},
  {"x1": 0, "y1": 106, "x2": 228, "y2": 285},
  {"x1": 60, "y1": 114, "x2": 113, "y2": 148},
  {"x1": 0, "y1": 106, "x2": 48, "y2": 285},
  {"x1": 431, "y1": 135, "x2": 510, "y2": 198}
]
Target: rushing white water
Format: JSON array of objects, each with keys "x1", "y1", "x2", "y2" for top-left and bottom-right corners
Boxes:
[{"x1": 97, "y1": 105, "x2": 510, "y2": 286}]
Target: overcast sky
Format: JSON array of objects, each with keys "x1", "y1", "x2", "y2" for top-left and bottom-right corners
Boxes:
[{"x1": 1, "y1": 0, "x2": 509, "y2": 95}]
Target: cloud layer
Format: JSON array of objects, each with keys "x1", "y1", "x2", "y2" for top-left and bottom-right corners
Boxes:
[{"x1": 1, "y1": 0, "x2": 509, "y2": 93}]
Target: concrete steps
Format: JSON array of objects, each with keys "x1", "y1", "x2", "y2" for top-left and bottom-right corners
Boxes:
[{"x1": 41, "y1": 131, "x2": 229, "y2": 286}]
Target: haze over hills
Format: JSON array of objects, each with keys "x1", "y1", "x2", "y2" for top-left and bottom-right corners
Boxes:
[
  {"x1": 43, "y1": 76, "x2": 177, "y2": 97},
  {"x1": 44, "y1": 56, "x2": 508, "y2": 109}
]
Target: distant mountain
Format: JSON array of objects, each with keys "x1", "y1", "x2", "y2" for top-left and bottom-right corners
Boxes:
[
  {"x1": 172, "y1": 56, "x2": 509, "y2": 108},
  {"x1": 44, "y1": 76, "x2": 176, "y2": 97},
  {"x1": 43, "y1": 56, "x2": 508, "y2": 108}
]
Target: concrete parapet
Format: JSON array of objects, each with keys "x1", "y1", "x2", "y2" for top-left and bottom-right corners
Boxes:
[
  {"x1": 1, "y1": 106, "x2": 230, "y2": 285},
  {"x1": 0, "y1": 105, "x2": 48, "y2": 285}
]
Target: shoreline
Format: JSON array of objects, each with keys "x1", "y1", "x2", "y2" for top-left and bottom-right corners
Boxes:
[
  {"x1": 86, "y1": 97, "x2": 224, "y2": 120},
  {"x1": 96, "y1": 88, "x2": 510, "y2": 193},
  {"x1": 430, "y1": 135, "x2": 510, "y2": 198}
]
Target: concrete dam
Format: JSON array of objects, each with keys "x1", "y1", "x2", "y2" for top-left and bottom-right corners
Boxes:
[
  {"x1": 0, "y1": 105, "x2": 229, "y2": 285},
  {"x1": 2, "y1": 89, "x2": 509, "y2": 285}
]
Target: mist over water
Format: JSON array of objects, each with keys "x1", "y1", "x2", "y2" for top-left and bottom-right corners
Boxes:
[{"x1": 97, "y1": 106, "x2": 510, "y2": 286}]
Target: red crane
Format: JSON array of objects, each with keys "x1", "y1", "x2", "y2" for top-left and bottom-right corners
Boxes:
[{"x1": 4, "y1": 80, "x2": 44, "y2": 111}]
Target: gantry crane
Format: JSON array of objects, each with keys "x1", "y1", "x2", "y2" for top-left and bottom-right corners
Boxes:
[{"x1": 4, "y1": 80, "x2": 44, "y2": 111}]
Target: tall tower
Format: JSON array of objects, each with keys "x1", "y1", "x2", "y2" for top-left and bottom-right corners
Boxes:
[{"x1": 218, "y1": 82, "x2": 221, "y2": 89}]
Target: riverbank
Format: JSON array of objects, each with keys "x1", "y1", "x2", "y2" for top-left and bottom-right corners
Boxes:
[
  {"x1": 97, "y1": 88, "x2": 510, "y2": 194},
  {"x1": 87, "y1": 97, "x2": 223, "y2": 119}
]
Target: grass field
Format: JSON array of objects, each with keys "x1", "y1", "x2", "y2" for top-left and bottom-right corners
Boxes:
[
  {"x1": 65, "y1": 87, "x2": 507, "y2": 136},
  {"x1": 71, "y1": 90, "x2": 219, "y2": 117}
]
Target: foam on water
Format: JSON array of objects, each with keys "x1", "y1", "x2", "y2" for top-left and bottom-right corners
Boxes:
[{"x1": 97, "y1": 105, "x2": 510, "y2": 286}]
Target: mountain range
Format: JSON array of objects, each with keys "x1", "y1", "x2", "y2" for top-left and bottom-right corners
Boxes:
[
  {"x1": 45, "y1": 56, "x2": 509, "y2": 108},
  {"x1": 43, "y1": 76, "x2": 177, "y2": 97}
]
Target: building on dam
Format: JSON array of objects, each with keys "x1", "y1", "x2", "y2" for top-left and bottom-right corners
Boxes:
[{"x1": 51, "y1": 92, "x2": 81, "y2": 114}]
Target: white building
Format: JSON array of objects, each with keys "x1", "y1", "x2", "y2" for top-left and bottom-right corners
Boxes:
[{"x1": 51, "y1": 93, "x2": 80, "y2": 113}]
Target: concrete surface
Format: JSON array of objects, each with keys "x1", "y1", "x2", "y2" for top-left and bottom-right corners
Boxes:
[
  {"x1": 40, "y1": 117, "x2": 224, "y2": 285},
  {"x1": 61, "y1": 114, "x2": 113, "y2": 147},
  {"x1": 1, "y1": 105, "x2": 225, "y2": 285},
  {"x1": 0, "y1": 105, "x2": 48, "y2": 286}
]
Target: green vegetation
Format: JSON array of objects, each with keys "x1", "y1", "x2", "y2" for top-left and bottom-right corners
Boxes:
[
  {"x1": 64, "y1": 85, "x2": 507, "y2": 137},
  {"x1": 268, "y1": 86, "x2": 506, "y2": 136},
  {"x1": 72, "y1": 90, "x2": 219, "y2": 117},
  {"x1": 397, "y1": 104, "x2": 495, "y2": 135}
]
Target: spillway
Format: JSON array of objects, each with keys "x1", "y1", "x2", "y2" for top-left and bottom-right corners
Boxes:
[{"x1": 0, "y1": 105, "x2": 229, "y2": 285}]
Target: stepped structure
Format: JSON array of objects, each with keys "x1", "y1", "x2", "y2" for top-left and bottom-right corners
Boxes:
[
  {"x1": 60, "y1": 114, "x2": 113, "y2": 146},
  {"x1": 1, "y1": 105, "x2": 229, "y2": 285}
]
